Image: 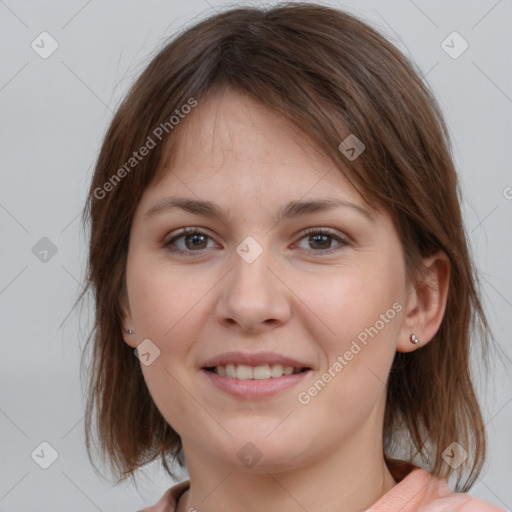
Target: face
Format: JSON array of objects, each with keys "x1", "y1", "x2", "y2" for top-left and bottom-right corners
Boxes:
[{"x1": 122, "y1": 88, "x2": 414, "y2": 473}]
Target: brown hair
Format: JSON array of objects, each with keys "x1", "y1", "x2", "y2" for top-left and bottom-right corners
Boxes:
[{"x1": 77, "y1": 2, "x2": 497, "y2": 492}]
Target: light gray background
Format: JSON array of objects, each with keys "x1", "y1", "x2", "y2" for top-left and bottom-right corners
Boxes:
[{"x1": 1, "y1": 0, "x2": 511, "y2": 511}]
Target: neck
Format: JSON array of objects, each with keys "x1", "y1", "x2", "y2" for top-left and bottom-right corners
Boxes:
[{"x1": 178, "y1": 433, "x2": 397, "y2": 512}]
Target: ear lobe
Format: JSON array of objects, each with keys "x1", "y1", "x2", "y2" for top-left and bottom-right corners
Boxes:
[
  {"x1": 121, "y1": 322, "x2": 138, "y2": 349},
  {"x1": 120, "y1": 297, "x2": 138, "y2": 348},
  {"x1": 396, "y1": 250, "x2": 451, "y2": 353}
]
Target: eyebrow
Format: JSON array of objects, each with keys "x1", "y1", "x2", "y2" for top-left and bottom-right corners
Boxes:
[{"x1": 143, "y1": 196, "x2": 375, "y2": 224}]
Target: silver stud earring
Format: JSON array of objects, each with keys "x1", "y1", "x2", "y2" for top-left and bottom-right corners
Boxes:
[
  {"x1": 410, "y1": 333, "x2": 420, "y2": 345},
  {"x1": 125, "y1": 327, "x2": 134, "y2": 334}
]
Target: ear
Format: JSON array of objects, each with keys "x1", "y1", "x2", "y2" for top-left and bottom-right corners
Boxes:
[
  {"x1": 396, "y1": 249, "x2": 451, "y2": 353},
  {"x1": 120, "y1": 292, "x2": 138, "y2": 349}
]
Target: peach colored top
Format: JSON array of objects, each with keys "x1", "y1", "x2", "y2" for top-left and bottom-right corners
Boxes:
[{"x1": 138, "y1": 463, "x2": 504, "y2": 512}]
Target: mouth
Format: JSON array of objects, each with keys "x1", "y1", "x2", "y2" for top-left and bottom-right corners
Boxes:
[
  {"x1": 203, "y1": 363, "x2": 310, "y2": 380},
  {"x1": 200, "y1": 352, "x2": 313, "y2": 398}
]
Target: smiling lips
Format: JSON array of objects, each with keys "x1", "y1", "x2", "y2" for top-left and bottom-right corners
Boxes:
[
  {"x1": 201, "y1": 351, "x2": 312, "y2": 397},
  {"x1": 209, "y1": 363, "x2": 304, "y2": 380},
  {"x1": 202, "y1": 351, "x2": 311, "y2": 380}
]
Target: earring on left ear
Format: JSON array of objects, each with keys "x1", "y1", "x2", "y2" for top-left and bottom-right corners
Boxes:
[
  {"x1": 125, "y1": 327, "x2": 134, "y2": 334},
  {"x1": 410, "y1": 333, "x2": 420, "y2": 345}
]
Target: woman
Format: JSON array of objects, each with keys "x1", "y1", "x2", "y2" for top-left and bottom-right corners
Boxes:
[{"x1": 78, "y1": 3, "x2": 507, "y2": 511}]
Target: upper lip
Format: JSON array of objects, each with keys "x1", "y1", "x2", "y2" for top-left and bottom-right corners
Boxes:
[{"x1": 201, "y1": 351, "x2": 312, "y2": 369}]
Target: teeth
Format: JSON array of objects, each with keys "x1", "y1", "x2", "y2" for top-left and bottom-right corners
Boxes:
[
  {"x1": 236, "y1": 364, "x2": 253, "y2": 380},
  {"x1": 212, "y1": 363, "x2": 301, "y2": 379},
  {"x1": 270, "y1": 364, "x2": 285, "y2": 378},
  {"x1": 253, "y1": 364, "x2": 271, "y2": 380},
  {"x1": 225, "y1": 363, "x2": 236, "y2": 378}
]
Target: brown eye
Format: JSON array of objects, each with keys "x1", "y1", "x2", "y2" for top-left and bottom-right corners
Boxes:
[
  {"x1": 163, "y1": 227, "x2": 349, "y2": 257},
  {"x1": 164, "y1": 228, "x2": 217, "y2": 254},
  {"x1": 295, "y1": 228, "x2": 349, "y2": 254}
]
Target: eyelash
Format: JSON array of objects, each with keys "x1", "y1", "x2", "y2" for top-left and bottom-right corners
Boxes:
[{"x1": 163, "y1": 227, "x2": 349, "y2": 256}]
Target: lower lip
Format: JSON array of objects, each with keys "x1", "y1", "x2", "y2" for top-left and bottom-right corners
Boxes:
[{"x1": 201, "y1": 369, "x2": 311, "y2": 399}]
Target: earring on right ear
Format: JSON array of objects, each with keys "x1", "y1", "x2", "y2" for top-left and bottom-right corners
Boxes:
[
  {"x1": 125, "y1": 327, "x2": 134, "y2": 335},
  {"x1": 410, "y1": 333, "x2": 420, "y2": 345}
]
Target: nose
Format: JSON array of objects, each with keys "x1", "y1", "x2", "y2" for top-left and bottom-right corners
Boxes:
[{"x1": 213, "y1": 241, "x2": 292, "y2": 334}]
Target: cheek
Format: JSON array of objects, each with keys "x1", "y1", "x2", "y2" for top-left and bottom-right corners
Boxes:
[
  {"x1": 126, "y1": 253, "x2": 212, "y2": 402},
  {"x1": 302, "y1": 261, "x2": 403, "y2": 354},
  {"x1": 141, "y1": 367, "x2": 197, "y2": 439},
  {"x1": 298, "y1": 261, "x2": 404, "y2": 417},
  {"x1": 295, "y1": 270, "x2": 401, "y2": 428},
  {"x1": 127, "y1": 253, "x2": 197, "y2": 337}
]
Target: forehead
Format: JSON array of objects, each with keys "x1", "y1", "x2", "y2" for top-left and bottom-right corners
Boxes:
[
  {"x1": 178, "y1": 89, "x2": 330, "y2": 172},
  {"x1": 146, "y1": 88, "x2": 366, "y2": 207}
]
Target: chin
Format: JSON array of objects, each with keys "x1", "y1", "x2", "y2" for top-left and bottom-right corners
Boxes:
[{"x1": 211, "y1": 430, "x2": 310, "y2": 473}]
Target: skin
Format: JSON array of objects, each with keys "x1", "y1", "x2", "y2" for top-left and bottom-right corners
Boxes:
[{"x1": 121, "y1": 88, "x2": 451, "y2": 512}]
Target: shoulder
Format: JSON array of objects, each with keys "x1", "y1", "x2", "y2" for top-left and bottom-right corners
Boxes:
[
  {"x1": 369, "y1": 465, "x2": 507, "y2": 512},
  {"x1": 137, "y1": 480, "x2": 190, "y2": 512},
  {"x1": 415, "y1": 493, "x2": 508, "y2": 511}
]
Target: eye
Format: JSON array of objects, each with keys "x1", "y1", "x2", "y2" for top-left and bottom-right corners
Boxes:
[
  {"x1": 294, "y1": 228, "x2": 349, "y2": 254},
  {"x1": 163, "y1": 227, "x2": 349, "y2": 256},
  {"x1": 164, "y1": 227, "x2": 218, "y2": 255}
]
